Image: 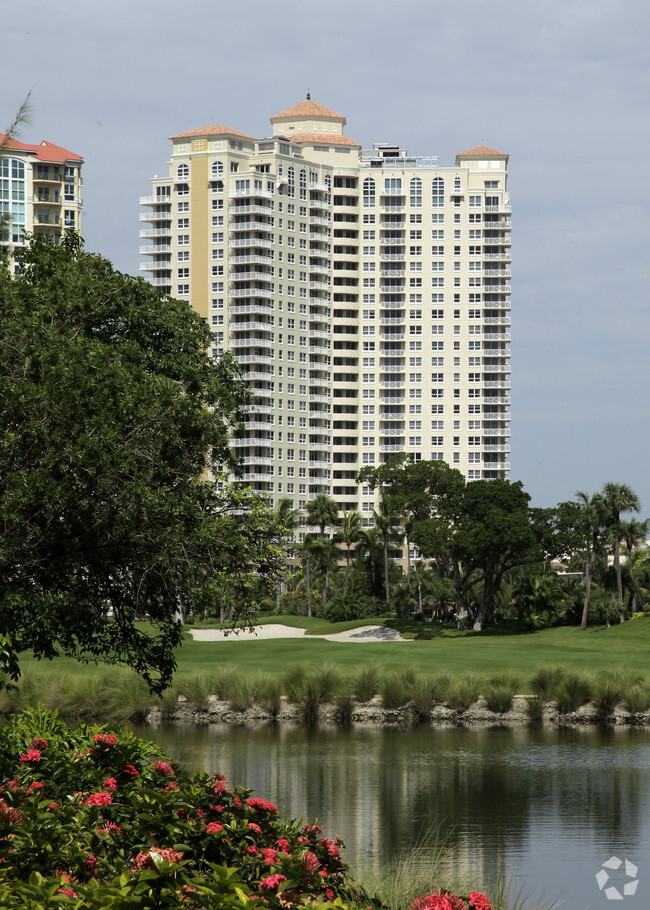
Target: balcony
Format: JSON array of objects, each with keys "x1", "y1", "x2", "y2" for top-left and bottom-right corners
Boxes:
[
  {"x1": 380, "y1": 396, "x2": 405, "y2": 405},
  {"x1": 229, "y1": 254, "x2": 273, "y2": 265},
  {"x1": 483, "y1": 269, "x2": 511, "y2": 278},
  {"x1": 380, "y1": 317, "x2": 405, "y2": 325},
  {"x1": 230, "y1": 288, "x2": 274, "y2": 299},
  {"x1": 484, "y1": 204, "x2": 511, "y2": 213},
  {"x1": 309, "y1": 280, "x2": 330, "y2": 291},
  {"x1": 380, "y1": 235, "x2": 405, "y2": 244},
  {"x1": 139, "y1": 244, "x2": 171, "y2": 255},
  {"x1": 230, "y1": 271, "x2": 273, "y2": 282},
  {"x1": 310, "y1": 199, "x2": 329, "y2": 211},
  {"x1": 310, "y1": 231, "x2": 330, "y2": 241},
  {"x1": 236, "y1": 353, "x2": 275, "y2": 365},
  {"x1": 380, "y1": 444, "x2": 405, "y2": 453},
  {"x1": 151, "y1": 277, "x2": 172, "y2": 287},
  {"x1": 310, "y1": 264, "x2": 330, "y2": 276},
  {"x1": 483, "y1": 427, "x2": 511, "y2": 437},
  {"x1": 381, "y1": 427, "x2": 405, "y2": 437},
  {"x1": 229, "y1": 304, "x2": 273, "y2": 316},
  {"x1": 309, "y1": 215, "x2": 329, "y2": 226},
  {"x1": 230, "y1": 238, "x2": 274, "y2": 249},
  {"x1": 380, "y1": 269, "x2": 405, "y2": 278},
  {"x1": 380, "y1": 333, "x2": 405, "y2": 341},
  {"x1": 483, "y1": 332, "x2": 512, "y2": 342},
  {"x1": 139, "y1": 211, "x2": 171, "y2": 222},
  {"x1": 380, "y1": 206, "x2": 405, "y2": 214},
  {"x1": 33, "y1": 213, "x2": 61, "y2": 226},
  {"x1": 139, "y1": 227, "x2": 172, "y2": 238},
  {"x1": 483, "y1": 252, "x2": 511, "y2": 262},
  {"x1": 483, "y1": 380, "x2": 511, "y2": 389},
  {"x1": 309, "y1": 393, "x2": 331, "y2": 404},
  {"x1": 310, "y1": 182, "x2": 329, "y2": 193},
  {"x1": 380, "y1": 253, "x2": 405, "y2": 261},
  {"x1": 482, "y1": 364, "x2": 510, "y2": 373},
  {"x1": 482, "y1": 444, "x2": 511, "y2": 453},
  {"x1": 484, "y1": 316, "x2": 511, "y2": 325},
  {"x1": 230, "y1": 335, "x2": 274, "y2": 347},
  {"x1": 230, "y1": 320, "x2": 274, "y2": 333},
  {"x1": 230, "y1": 221, "x2": 273, "y2": 232},
  {"x1": 229, "y1": 204, "x2": 274, "y2": 215},
  {"x1": 379, "y1": 380, "x2": 404, "y2": 389}
]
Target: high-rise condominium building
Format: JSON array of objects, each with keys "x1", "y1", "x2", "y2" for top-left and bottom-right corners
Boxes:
[
  {"x1": 140, "y1": 98, "x2": 510, "y2": 532},
  {"x1": 0, "y1": 135, "x2": 83, "y2": 261}
]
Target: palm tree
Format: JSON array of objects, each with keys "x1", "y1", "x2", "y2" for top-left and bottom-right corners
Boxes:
[
  {"x1": 620, "y1": 518, "x2": 649, "y2": 611},
  {"x1": 298, "y1": 533, "x2": 316, "y2": 618},
  {"x1": 575, "y1": 490, "x2": 604, "y2": 630},
  {"x1": 274, "y1": 498, "x2": 301, "y2": 612},
  {"x1": 336, "y1": 510, "x2": 363, "y2": 597},
  {"x1": 373, "y1": 497, "x2": 403, "y2": 609},
  {"x1": 601, "y1": 482, "x2": 641, "y2": 615},
  {"x1": 305, "y1": 493, "x2": 339, "y2": 538},
  {"x1": 311, "y1": 538, "x2": 340, "y2": 611}
]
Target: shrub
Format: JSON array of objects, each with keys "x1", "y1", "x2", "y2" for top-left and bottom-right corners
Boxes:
[
  {"x1": 313, "y1": 660, "x2": 344, "y2": 702},
  {"x1": 281, "y1": 665, "x2": 308, "y2": 703},
  {"x1": 0, "y1": 706, "x2": 386, "y2": 910},
  {"x1": 252, "y1": 673, "x2": 283, "y2": 717},
  {"x1": 591, "y1": 673, "x2": 623, "y2": 717},
  {"x1": 175, "y1": 674, "x2": 217, "y2": 710},
  {"x1": 334, "y1": 692, "x2": 356, "y2": 725}
]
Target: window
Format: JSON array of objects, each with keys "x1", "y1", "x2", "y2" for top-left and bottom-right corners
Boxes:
[
  {"x1": 409, "y1": 373, "x2": 422, "y2": 383},
  {"x1": 363, "y1": 177, "x2": 376, "y2": 208},
  {"x1": 431, "y1": 357, "x2": 444, "y2": 367},
  {"x1": 178, "y1": 201, "x2": 189, "y2": 212},
  {"x1": 431, "y1": 436, "x2": 444, "y2": 446},
  {"x1": 431, "y1": 246, "x2": 444, "y2": 256},
  {"x1": 469, "y1": 195, "x2": 482, "y2": 207},
  {"x1": 409, "y1": 437, "x2": 422, "y2": 447},
  {"x1": 410, "y1": 177, "x2": 422, "y2": 207},
  {"x1": 177, "y1": 284, "x2": 189, "y2": 295},
  {"x1": 178, "y1": 217, "x2": 189, "y2": 228},
  {"x1": 178, "y1": 234, "x2": 189, "y2": 245},
  {"x1": 469, "y1": 341, "x2": 481, "y2": 351},
  {"x1": 409, "y1": 309, "x2": 422, "y2": 320},
  {"x1": 431, "y1": 373, "x2": 443, "y2": 383},
  {"x1": 178, "y1": 251, "x2": 189, "y2": 261},
  {"x1": 177, "y1": 164, "x2": 189, "y2": 179},
  {"x1": 409, "y1": 278, "x2": 422, "y2": 288},
  {"x1": 432, "y1": 177, "x2": 444, "y2": 207},
  {"x1": 409, "y1": 404, "x2": 422, "y2": 415}
]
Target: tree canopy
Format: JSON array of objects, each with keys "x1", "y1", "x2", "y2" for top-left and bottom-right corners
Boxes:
[{"x1": 0, "y1": 234, "x2": 287, "y2": 691}]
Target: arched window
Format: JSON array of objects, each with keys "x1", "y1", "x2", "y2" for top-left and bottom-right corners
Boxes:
[
  {"x1": 211, "y1": 161, "x2": 224, "y2": 177},
  {"x1": 454, "y1": 175, "x2": 461, "y2": 191},
  {"x1": 363, "y1": 176, "x2": 375, "y2": 208},
  {"x1": 287, "y1": 166, "x2": 295, "y2": 198},
  {"x1": 299, "y1": 169, "x2": 307, "y2": 200},
  {"x1": 432, "y1": 177, "x2": 444, "y2": 207},
  {"x1": 410, "y1": 177, "x2": 422, "y2": 208},
  {"x1": 177, "y1": 163, "x2": 189, "y2": 179}
]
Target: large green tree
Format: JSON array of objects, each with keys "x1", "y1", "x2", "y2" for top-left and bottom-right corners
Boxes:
[{"x1": 0, "y1": 234, "x2": 286, "y2": 691}]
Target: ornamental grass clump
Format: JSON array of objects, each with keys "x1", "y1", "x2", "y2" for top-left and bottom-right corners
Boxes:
[
  {"x1": 591, "y1": 672, "x2": 624, "y2": 718},
  {"x1": 621, "y1": 684, "x2": 650, "y2": 715},
  {"x1": 381, "y1": 670, "x2": 415, "y2": 709},
  {"x1": 175, "y1": 674, "x2": 217, "y2": 710},
  {"x1": 252, "y1": 673, "x2": 283, "y2": 717},
  {"x1": 483, "y1": 671, "x2": 522, "y2": 714},
  {"x1": 555, "y1": 671, "x2": 592, "y2": 715},
  {"x1": 529, "y1": 665, "x2": 566, "y2": 702},
  {"x1": 444, "y1": 673, "x2": 481, "y2": 713},
  {"x1": 352, "y1": 664, "x2": 381, "y2": 702}
]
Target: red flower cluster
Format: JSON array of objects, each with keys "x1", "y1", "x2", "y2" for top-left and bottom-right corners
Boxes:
[
  {"x1": 84, "y1": 791, "x2": 113, "y2": 807},
  {"x1": 121, "y1": 764, "x2": 139, "y2": 778},
  {"x1": 248, "y1": 822, "x2": 262, "y2": 834},
  {"x1": 302, "y1": 851, "x2": 319, "y2": 872},
  {"x1": 93, "y1": 734, "x2": 117, "y2": 747},
  {"x1": 84, "y1": 854, "x2": 98, "y2": 878},
  {"x1": 103, "y1": 777, "x2": 118, "y2": 791},
  {"x1": 246, "y1": 797, "x2": 277, "y2": 814},
  {"x1": 30, "y1": 738, "x2": 49, "y2": 750},
  {"x1": 132, "y1": 847, "x2": 183, "y2": 871},
  {"x1": 152, "y1": 760, "x2": 174, "y2": 778},
  {"x1": 262, "y1": 848, "x2": 278, "y2": 866},
  {"x1": 0, "y1": 802, "x2": 22, "y2": 825},
  {"x1": 411, "y1": 890, "x2": 491, "y2": 910},
  {"x1": 260, "y1": 873, "x2": 287, "y2": 893},
  {"x1": 19, "y1": 748, "x2": 41, "y2": 764},
  {"x1": 206, "y1": 822, "x2": 224, "y2": 834}
]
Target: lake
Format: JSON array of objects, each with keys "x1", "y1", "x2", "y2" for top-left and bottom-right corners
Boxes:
[{"x1": 134, "y1": 722, "x2": 650, "y2": 910}]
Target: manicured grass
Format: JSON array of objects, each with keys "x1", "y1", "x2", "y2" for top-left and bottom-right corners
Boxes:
[{"x1": 12, "y1": 616, "x2": 650, "y2": 691}]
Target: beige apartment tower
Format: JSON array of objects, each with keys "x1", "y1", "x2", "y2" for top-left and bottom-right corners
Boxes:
[
  {"x1": 140, "y1": 99, "x2": 511, "y2": 537},
  {"x1": 0, "y1": 135, "x2": 83, "y2": 262}
]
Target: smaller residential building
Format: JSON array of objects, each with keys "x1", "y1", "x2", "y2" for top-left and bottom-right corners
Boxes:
[{"x1": 0, "y1": 134, "x2": 84, "y2": 263}]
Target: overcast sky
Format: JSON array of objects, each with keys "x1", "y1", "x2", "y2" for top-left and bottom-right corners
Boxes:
[{"x1": 4, "y1": 0, "x2": 649, "y2": 513}]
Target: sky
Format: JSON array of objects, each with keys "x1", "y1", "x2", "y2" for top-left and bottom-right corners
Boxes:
[{"x1": 3, "y1": 0, "x2": 649, "y2": 513}]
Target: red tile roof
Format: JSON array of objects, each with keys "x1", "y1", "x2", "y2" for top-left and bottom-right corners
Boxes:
[
  {"x1": 169, "y1": 125, "x2": 254, "y2": 140},
  {"x1": 457, "y1": 145, "x2": 508, "y2": 158},
  {"x1": 271, "y1": 99, "x2": 346, "y2": 124},
  {"x1": 0, "y1": 134, "x2": 83, "y2": 163},
  {"x1": 289, "y1": 133, "x2": 361, "y2": 148}
]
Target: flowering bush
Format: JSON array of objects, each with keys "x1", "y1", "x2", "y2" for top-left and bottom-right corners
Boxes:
[{"x1": 0, "y1": 708, "x2": 493, "y2": 910}]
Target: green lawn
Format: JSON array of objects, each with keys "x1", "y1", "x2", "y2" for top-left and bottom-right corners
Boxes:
[{"x1": 14, "y1": 617, "x2": 650, "y2": 689}]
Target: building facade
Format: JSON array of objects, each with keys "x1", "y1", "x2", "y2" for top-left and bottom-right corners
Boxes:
[
  {"x1": 0, "y1": 135, "x2": 83, "y2": 260},
  {"x1": 140, "y1": 99, "x2": 511, "y2": 534}
]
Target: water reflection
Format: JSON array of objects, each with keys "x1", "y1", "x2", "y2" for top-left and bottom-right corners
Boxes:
[{"x1": 133, "y1": 723, "x2": 650, "y2": 910}]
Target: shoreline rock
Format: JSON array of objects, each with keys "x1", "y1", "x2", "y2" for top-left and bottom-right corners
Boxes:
[{"x1": 143, "y1": 694, "x2": 650, "y2": 730}]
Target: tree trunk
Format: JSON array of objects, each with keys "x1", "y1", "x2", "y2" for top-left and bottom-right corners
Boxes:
[
  {"x1": 306, "y1": 556, "x2": 312, "y2": 618},
  {"x1": 614, "y1": 535, "x2": 624, "y2": 619},
  {"x1": 322, "y1": 566, "x2": 328, "y2": 611},
  {"x1": 451, "y1": 560, "x2": 470, "y2": 628},
  {"x1": 628, "y1": 558, "x2": 644, "y2": 612},
  {"x1": 418, "y1": 578, "x2": 423, "y2": 614},
  {"x1": 580, "y1": 552, "x2": 592, "y2": 630},
  {"x1": 344, "y1": 545, "x2": 351, "y2": 597},
  {"x1": 383, "y1": 535, "x2": 390, "y2": 607}
]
